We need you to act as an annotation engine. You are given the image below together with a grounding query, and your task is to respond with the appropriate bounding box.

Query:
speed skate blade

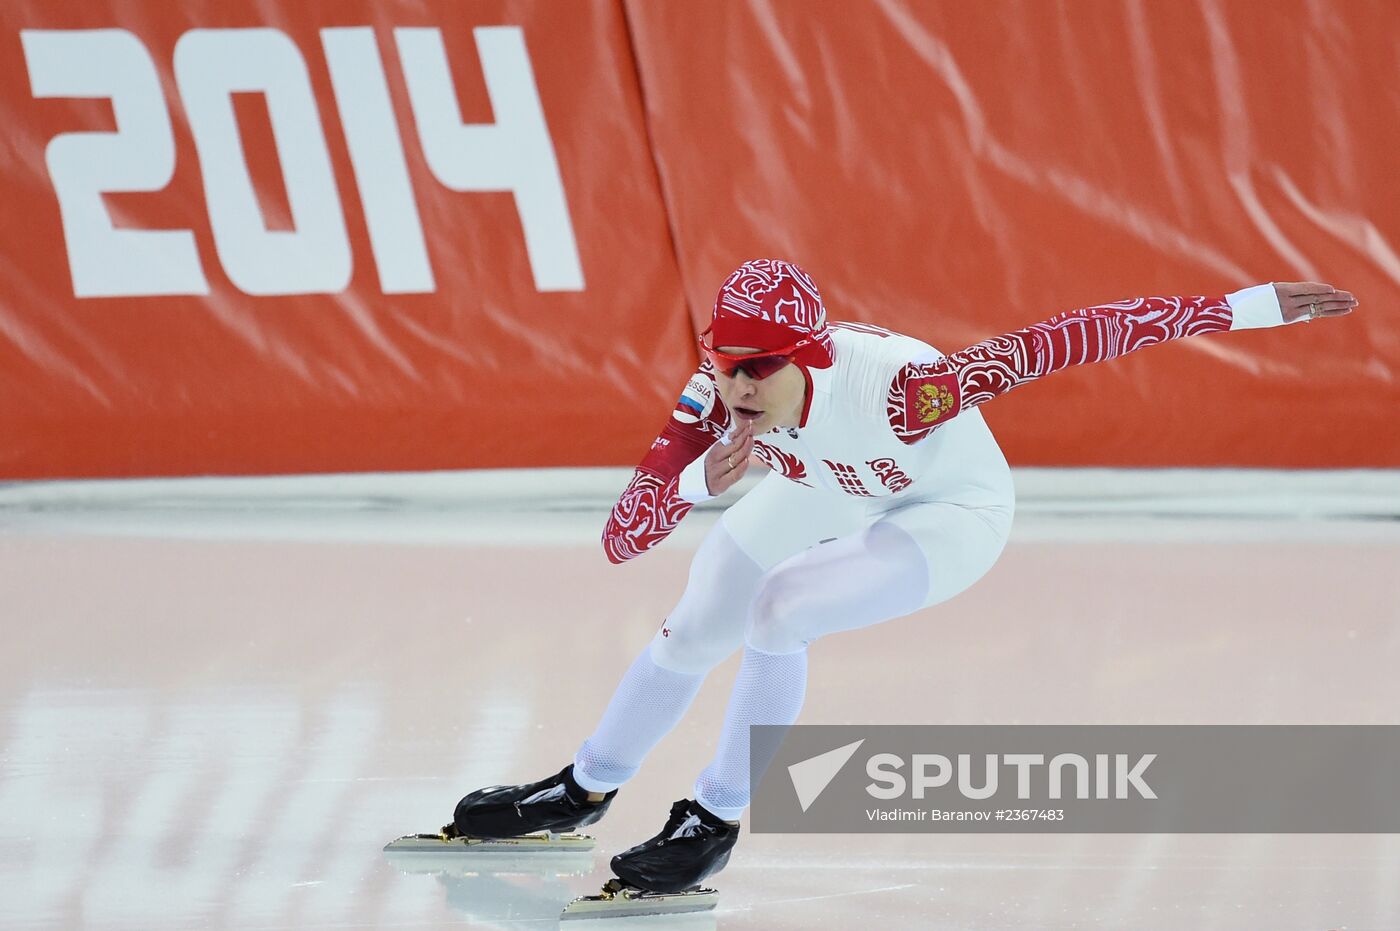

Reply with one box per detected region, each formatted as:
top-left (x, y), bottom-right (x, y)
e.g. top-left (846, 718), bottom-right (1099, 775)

top-left (383, 831), bottom-right (596, 853)
top-left (560, 883), bottom-right (718, 921)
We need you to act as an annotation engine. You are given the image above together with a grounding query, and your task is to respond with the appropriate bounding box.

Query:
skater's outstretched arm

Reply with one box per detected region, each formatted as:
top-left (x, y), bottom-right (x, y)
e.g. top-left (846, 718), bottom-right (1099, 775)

top-left (602, 364), bottom-right (746, 564)
top-left (889, 281), bottom-right (1357, 444)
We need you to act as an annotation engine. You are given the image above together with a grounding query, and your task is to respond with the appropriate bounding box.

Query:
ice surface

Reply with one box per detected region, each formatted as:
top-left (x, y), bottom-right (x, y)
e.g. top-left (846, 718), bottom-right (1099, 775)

top-left (2, 469), bottom-right (1398, 929)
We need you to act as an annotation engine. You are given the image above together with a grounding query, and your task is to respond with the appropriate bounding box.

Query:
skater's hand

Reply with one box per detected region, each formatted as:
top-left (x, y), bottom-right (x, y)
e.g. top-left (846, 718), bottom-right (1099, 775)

top-left (1274, 282), bottom-right (1357, 323)
top-left (705, 420), bottom-right (754, 495)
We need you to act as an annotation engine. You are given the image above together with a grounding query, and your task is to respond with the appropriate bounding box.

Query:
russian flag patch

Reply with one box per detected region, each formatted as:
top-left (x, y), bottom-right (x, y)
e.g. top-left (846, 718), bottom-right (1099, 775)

top-left (672, 373), bottom-right (716, 424)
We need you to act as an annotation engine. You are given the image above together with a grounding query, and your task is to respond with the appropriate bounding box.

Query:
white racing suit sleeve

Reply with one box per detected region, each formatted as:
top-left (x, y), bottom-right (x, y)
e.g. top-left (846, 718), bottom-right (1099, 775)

top-left (677, 453), bottom-right (714, 504)
top-left (1226, 283), bottom-right (1289, 330)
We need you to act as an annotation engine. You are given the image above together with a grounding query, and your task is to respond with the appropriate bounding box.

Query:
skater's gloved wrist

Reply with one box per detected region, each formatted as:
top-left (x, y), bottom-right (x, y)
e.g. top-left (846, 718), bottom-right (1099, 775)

top-left (678, 455), bottom-right (714, 503)
top-left (1226, 283), bottom-right (1285, 330)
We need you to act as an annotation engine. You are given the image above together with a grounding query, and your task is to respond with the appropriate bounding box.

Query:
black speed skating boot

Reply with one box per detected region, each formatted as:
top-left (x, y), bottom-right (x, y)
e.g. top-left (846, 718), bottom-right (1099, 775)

top-left (610, 799), bottom-right (739, 893)
top-left (446, 764), bottom-right (616, 839)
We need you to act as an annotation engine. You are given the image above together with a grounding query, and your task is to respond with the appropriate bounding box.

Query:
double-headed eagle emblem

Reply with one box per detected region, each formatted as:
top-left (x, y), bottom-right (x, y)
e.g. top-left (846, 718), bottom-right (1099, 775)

top-left (914, 383), bottom-right (956, 424)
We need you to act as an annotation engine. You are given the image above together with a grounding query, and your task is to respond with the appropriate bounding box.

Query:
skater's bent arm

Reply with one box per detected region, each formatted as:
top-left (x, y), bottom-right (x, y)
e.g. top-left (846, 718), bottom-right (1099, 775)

top-left (602, 367), bottom-right (734, 564)
top-left (889, 281), bottom-right (1356, 444)
top-left (601, 471), bottom-right (696, 564)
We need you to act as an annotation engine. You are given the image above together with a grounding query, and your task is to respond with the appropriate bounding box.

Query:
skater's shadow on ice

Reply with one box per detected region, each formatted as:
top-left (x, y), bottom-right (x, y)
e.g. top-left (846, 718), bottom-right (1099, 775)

top-left (572, 915), bottom-right (718, 931)
top-left (383, 850), bottom-right (717, 929)
top-left (385, 849), bottom-right (587, 926)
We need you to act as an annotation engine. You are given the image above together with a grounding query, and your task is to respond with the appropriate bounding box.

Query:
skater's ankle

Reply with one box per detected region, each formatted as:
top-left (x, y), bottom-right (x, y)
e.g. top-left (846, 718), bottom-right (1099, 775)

top-left (564, 764), bottom-right (616, 804)
top-left (695, 800), bottom-right (741, 827)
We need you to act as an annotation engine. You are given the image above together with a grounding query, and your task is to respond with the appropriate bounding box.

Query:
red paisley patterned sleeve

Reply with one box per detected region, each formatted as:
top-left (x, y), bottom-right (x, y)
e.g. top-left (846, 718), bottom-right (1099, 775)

top-left (602, 366), bottom-right (730, 564)
top-left (889, 294), bottom-right (1232, 443)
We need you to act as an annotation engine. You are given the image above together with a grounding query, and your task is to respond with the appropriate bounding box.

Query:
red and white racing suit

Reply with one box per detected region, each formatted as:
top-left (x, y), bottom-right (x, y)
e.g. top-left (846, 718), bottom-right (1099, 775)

top-left (606, 286), bottom-right (1286, 606)
top-left (571, 285), bottom-right (1291, 817)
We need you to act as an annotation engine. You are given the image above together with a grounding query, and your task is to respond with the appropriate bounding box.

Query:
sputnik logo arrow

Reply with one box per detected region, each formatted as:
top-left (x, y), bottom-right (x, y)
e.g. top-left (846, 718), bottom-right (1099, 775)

top-left (787, 739), bottom-right (865, 812)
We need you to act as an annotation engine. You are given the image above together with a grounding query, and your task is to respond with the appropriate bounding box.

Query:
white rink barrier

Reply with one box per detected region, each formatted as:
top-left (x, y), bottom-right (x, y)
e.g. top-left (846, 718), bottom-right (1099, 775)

top-left (1, 468), bottom-right (1397, 545)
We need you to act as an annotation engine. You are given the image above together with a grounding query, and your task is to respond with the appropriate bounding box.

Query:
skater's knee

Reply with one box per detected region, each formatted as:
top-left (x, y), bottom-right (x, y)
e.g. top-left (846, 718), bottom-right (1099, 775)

top-left (648, 625), bottom-right (734, 675)
top-left (745, 569), bottom-right (811, 654)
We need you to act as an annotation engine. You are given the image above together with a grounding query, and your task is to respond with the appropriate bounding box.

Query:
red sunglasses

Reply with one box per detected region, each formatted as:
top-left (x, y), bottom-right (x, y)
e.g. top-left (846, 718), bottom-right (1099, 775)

top-left (698, 327), bottom-right (807, 381)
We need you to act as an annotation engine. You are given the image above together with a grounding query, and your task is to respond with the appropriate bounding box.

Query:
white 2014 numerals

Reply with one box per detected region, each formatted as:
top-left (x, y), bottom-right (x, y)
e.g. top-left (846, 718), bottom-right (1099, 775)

top-left (21, 26), bottom-right (584, 298)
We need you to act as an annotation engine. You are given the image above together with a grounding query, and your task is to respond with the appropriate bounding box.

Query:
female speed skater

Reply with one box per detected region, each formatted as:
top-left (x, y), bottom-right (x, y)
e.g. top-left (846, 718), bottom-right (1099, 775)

top-left (444, 259), bottom-right (1356, 906)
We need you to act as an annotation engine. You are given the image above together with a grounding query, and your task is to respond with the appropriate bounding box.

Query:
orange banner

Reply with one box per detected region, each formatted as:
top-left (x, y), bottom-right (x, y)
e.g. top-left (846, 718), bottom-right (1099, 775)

top-left (2, 1), bottom-right (1396, 477)
top-left (628, 0), bottom-right (1399, 467)
top-left (0, 1), bottom-right (693, 477)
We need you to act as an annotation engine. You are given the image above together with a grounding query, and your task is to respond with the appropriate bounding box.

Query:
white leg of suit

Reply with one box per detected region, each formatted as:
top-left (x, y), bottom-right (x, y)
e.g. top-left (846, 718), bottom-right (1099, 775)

top-left (575, 470), bottom-right (1013, 809)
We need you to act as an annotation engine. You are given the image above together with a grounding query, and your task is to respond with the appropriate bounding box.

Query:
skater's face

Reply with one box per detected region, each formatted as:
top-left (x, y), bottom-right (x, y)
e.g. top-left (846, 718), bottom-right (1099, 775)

top-left (713, 345), bottom-right (808, 433)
